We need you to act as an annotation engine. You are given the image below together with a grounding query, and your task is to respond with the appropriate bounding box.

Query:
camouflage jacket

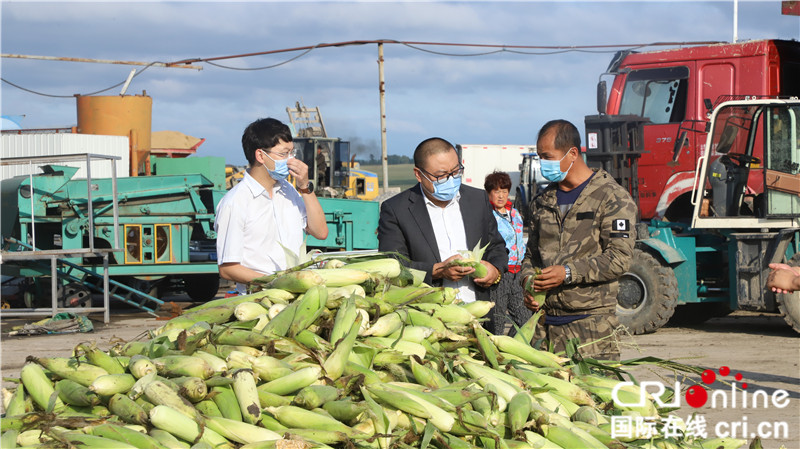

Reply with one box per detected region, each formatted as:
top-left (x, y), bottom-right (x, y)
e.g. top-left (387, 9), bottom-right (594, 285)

top-left (520, 168), bottom-right (637, 315)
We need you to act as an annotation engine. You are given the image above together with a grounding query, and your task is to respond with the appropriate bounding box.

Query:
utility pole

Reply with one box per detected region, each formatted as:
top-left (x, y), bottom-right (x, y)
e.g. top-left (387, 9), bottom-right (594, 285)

top-left (733, 0), bottom-right (739, 43)
top-left (378, 43), bottom-right (389, 192)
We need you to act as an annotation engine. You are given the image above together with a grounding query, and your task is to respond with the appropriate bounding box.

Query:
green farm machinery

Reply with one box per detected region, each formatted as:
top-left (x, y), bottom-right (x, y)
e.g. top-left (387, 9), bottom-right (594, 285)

top-left (1, 154), bottom-right (227, 318)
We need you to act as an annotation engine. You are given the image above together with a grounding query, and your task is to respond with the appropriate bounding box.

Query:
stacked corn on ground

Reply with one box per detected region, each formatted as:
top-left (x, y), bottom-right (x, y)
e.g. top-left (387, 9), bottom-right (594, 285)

top-left (2, 257), bottom-right (750, 449)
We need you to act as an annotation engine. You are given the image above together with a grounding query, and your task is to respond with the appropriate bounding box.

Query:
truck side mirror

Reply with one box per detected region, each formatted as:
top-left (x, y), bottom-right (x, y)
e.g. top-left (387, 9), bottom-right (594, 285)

top-left (597, 81), bottom-right (607, 115)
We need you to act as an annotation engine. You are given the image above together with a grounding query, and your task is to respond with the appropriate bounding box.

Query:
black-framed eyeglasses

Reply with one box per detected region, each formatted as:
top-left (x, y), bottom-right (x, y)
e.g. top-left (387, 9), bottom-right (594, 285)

top-left (260, 147), bottom-right (297, 160)
top-left (416, 164), bottom-right (464, 183)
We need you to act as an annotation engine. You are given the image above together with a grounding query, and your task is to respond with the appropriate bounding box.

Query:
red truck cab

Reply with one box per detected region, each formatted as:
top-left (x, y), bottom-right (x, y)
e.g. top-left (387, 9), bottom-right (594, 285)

top-left (585, 40), bottom-right (800, 222)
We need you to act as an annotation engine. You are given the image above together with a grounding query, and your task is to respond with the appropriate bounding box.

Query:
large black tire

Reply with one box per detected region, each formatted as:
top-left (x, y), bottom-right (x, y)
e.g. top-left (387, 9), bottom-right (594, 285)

top-left (616, 248), bottom-right (679, 334)
top-left (777, 253), bottom-right (800, 333)
top-left (183, 274), bottom-right (221, 303)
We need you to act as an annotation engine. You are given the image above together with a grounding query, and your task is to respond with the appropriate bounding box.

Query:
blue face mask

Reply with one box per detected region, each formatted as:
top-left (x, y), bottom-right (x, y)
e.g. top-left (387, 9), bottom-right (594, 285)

top-left (421, 172), bottom-right (461, 202)
top-left (540, 150), bottom-right (574, 183)
top-left (263, 151), bottom-right (290, 181)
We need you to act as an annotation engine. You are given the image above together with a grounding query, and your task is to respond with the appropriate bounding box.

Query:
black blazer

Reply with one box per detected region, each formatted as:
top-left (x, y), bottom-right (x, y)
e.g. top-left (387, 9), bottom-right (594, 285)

top-left (377, 184), bottom-right (508, 301)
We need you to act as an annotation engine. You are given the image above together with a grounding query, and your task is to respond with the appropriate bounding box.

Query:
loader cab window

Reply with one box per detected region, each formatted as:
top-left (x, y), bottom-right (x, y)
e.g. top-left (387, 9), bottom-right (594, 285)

top-left (764, 105), bottom-right (800, 217)
top-left (618, 67), bottom-right (689, 124)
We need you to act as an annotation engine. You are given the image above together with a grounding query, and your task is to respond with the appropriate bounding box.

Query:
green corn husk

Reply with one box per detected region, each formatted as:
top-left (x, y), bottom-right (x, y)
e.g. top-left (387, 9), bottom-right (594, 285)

top-left (448, 241), bottom-right (490, 278)
top-left (6, 257), bottom-right (735, 449)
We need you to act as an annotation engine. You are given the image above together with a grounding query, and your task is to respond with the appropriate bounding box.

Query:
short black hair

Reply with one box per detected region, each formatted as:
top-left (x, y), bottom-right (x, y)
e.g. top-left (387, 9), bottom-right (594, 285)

top-left (241, 118), bottom-right (293, 165)
top-left (413, 137), bottom-right (456, 170)
top-left (536, 119), bottom-right (581, 153)
top-left (484, 171), bottom-right (512, 192)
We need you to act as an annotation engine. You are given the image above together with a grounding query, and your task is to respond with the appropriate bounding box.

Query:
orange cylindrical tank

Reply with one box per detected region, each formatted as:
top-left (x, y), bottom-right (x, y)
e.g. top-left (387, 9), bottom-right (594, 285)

top-left (76, 93), bottom-right (152, 176)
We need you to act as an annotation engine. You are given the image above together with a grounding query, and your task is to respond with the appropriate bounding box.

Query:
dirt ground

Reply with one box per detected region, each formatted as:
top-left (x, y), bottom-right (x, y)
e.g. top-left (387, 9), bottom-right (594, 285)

top-left (1, 305), bottom-right (798, 449)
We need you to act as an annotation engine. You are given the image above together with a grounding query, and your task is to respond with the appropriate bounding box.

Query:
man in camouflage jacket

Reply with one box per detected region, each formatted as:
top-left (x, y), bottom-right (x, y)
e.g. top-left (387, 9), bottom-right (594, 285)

top-left (521, 120), bottom-right (637, 360)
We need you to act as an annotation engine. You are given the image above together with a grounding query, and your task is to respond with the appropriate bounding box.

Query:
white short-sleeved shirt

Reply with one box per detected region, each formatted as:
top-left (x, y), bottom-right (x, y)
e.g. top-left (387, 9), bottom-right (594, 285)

top-left (215, 171), bottom-right (307, 293)
top-left (423, 191), bottom-right (476, 303)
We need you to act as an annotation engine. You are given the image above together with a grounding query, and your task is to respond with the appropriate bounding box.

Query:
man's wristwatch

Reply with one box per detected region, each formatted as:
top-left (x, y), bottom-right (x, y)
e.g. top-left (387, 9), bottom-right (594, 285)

top-left (297, 181), bottom-right (314, 194)
top-left (563, 265), bottom-right (572, 284)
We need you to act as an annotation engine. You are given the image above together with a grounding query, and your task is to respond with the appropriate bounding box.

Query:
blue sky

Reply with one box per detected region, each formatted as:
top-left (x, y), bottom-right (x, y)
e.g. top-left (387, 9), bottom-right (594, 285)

top-left (2, 1), bottom-right (798, 165)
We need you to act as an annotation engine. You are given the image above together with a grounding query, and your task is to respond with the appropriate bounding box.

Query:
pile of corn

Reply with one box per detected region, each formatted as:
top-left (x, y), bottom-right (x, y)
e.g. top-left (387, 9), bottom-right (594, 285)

top-left (2, 258), bottom-right (750, 449)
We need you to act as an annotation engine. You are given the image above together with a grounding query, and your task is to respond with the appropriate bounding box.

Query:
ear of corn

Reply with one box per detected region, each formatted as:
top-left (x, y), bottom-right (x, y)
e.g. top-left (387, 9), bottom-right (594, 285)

top-left (265, 405), bottom-right (354, 435)
top-left (258, 365), bottom-right (321, 396)
top-left (310, 268), bottom-right (371, 287)
top-left (268, 270), bottom-right (324, 292)
top-left (204, 415), bottom-right (281, 444)
top-left (149, 429), bottom-right (191, 449)
top-left (28, 356), bottom-right (109, 387)
top-left (343, 258), bottom-right (402, 278)
top-left (448, 241), bottom-right (490, 278)
top-left (5, 258), bottom-right (732, 449)
top-left (232, 369), bottom-right (261, 425)
top-left (89, 373), bottom-right (136, 396)
top-left (489, 335), bottom-right (568, 368)
top-left (151, 356), bottom-right (214, 380)
top-left (55, 379), bottom-right (100, 407)
top-left (20, 362), bottom-right (65, 412)
top-left (85, 422), bottom-right (168, 449)
top-left (109, 393), bottom-right (149, 425)
top-left (322, 313), bottom-right (362, 380)
top-left (149, 405), bottom-right (232, 449)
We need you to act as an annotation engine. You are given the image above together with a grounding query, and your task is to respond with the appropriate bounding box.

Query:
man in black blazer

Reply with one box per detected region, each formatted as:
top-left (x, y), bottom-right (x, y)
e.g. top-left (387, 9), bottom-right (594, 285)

top-left (378, 137), bottom-right (508, 304)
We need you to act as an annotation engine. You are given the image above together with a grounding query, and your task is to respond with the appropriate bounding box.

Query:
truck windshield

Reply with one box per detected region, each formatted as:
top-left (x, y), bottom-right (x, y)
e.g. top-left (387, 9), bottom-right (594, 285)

top-left (619, 67), bottom-right (689, 124)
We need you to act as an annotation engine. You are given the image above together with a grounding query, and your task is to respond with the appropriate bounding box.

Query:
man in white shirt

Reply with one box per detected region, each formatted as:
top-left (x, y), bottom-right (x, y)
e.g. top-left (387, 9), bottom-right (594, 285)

top-left (377, 137), bottom-right (507, 306)
top-left (215, 118), bottom-right (328, 293)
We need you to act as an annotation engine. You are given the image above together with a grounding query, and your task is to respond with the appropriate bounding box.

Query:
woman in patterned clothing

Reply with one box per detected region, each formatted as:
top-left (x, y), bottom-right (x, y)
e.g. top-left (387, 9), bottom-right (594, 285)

top-left (484, 171), bottom-right (532, 335)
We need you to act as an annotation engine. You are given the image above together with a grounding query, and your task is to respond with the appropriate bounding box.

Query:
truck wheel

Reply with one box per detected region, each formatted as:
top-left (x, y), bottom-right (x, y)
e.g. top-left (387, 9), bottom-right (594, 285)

top-left (777, 254), bottom-right (800, 333)
top-left (616, 249), bottom-right (679, 334)
top-left (183, 274), bottom-right (221, 303)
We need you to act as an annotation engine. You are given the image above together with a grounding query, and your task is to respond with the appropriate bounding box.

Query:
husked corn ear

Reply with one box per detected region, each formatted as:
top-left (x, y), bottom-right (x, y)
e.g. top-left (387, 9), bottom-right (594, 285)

top-left (28, 355), bottom-right (108, 387)
top-left (149, 405), bottom-right (232, 449)
top-left (265, 405), bottom-right (354, 435)
top-left (152, 355), bottom-right (214, 379)
top-left (20, 362), bottom-right (65, 412)
top-left (343, 258), bottom-right (402, 278)
top-left (234, 302), bottom-right (269, 322)
top-left (268, 270), bottom-right (323, 293)
top-left (108, 393), bottom-right (148, 425)
top-left (55, 379), bottom-right (100, 407)
top-left (205, 415), bottom-right (281, 444)
top-left (310, 268), bottom-right (371, 287)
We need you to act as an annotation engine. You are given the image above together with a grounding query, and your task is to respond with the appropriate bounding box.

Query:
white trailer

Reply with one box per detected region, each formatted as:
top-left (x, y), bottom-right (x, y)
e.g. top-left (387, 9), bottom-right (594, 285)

top-left (456, 144), bottom-right (534, 196)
